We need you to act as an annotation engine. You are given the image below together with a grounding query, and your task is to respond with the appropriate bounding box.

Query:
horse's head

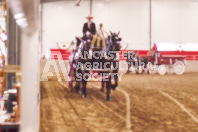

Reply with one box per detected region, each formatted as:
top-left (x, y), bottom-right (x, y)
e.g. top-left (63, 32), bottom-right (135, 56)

top-left (82, 32), bottom-right (92, 41)
top-left (81, 32), bottom-right (92, 51)
top-left (109, 31), bottom-right (122, 51)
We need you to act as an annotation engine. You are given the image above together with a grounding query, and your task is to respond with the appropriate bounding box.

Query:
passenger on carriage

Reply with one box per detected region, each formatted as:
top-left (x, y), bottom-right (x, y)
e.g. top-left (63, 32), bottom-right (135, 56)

top-left (96, 23), bottom-right (108, 50)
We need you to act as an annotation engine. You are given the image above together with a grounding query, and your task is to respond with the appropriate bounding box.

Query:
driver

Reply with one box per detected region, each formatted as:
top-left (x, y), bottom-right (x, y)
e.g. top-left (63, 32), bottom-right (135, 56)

top-left (83, 15), bottom-right (96, 35)
top-left (82, 15), bottom-right (98, 47)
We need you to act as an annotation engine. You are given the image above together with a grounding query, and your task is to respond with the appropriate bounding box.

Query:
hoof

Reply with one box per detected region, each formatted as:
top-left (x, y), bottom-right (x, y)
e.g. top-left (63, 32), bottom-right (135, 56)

top-left (76, 90), bottom-right (79, 94)
top-left (111, 85), bottom-right (117, 90)
top-left (75, 89), bottom-right (80, 94)
top-left (68, 87), bottom-right (72, 92)
top-left (105, 96), bottom-right (111, 101)
top-left (77, 91), bottom-right (82, 95)
top-left (126, 70), bottom-right (130, 74)
top-left (100, 89), bottom-right (104, 92)
top-left (82, 94), bottom-right (87, 98)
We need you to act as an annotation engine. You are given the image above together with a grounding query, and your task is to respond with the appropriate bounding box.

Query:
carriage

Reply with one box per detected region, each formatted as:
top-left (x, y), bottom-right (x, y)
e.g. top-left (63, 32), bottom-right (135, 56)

top-left (125, 44), bottom-right (186, 75)
top-left (67, 32), bottom-right (122, 101)
top-left (137, 43), bottom-right (186, 75)
top-left (146, 48), bottom-right (186, 75)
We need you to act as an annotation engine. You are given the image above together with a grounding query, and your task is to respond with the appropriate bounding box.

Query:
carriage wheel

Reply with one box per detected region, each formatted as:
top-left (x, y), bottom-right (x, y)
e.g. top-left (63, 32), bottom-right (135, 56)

top-left (147, 63), bottom-right (156, 74)
top-left (158, 65), bottom-right (166, 75)
top-left (174, 61), bottom-right (185, 75)
top-left (166, 65), bottom-right (174, 74)
top-left (137, 66), bottom-right (144, 74)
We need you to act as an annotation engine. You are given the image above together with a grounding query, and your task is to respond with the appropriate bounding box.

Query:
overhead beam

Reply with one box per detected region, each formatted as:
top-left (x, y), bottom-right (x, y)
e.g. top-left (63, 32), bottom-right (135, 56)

top-left (149, 0), bottom-right (152, 49)
top-left (90, 0), bottom-right (92, 14)
top-left (40, 0), bottom-right (91, 4)
top-left (40, 0), bottom-right (65, 3)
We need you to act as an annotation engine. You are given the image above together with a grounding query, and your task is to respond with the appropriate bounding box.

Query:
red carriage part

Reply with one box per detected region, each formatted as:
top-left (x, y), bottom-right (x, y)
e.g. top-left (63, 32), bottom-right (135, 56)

top-left (51, 49), bottom-right (198, 61)
top-left (51, 42), bottom-right (198, 61)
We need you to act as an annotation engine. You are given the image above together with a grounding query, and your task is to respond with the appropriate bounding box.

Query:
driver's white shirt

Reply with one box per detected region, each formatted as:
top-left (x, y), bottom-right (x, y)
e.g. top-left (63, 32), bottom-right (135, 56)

top-left (88, 22), bottom-right (91, 29)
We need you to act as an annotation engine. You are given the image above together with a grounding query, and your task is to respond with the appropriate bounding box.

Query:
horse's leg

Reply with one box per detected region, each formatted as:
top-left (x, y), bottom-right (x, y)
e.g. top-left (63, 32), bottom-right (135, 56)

top-left (74, 68), bottom-right (80, 93)
top-left (112, 72), bottom-right (118, 90)
top-left (82, 72), bottom-right (88, 98)
top-left (141, 60), bottom-right (147, 74)
top-left (75, 81), bottom-right (80, 94)
top-left (142, 64), bottom-right (145, 74)
top-left (126, 61), bottom-right (130, 73)
top-left (101, 56), bottom-right (106, 92)
top-left (82, 80), bottom-right (87, 98)
top-left (144, 60), bottom-right (148, 74)
top-left (101, 80), bottom-right (105, 92)
top-left (136, 63), bottom-right (139, 75)
top-left (105, 76), bottom-right (111, 101)
top-left (112, 61), bottom-right (119, 90)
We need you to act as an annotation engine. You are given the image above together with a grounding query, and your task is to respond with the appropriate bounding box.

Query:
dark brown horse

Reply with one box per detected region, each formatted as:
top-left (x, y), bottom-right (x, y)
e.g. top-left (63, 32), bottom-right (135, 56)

top-left (68, 32), bottom-right (122, 101)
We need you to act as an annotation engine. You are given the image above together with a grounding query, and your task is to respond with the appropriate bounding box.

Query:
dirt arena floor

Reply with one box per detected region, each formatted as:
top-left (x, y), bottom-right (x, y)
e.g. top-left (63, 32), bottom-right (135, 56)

top-left (40, 72), bottom-right (198, 132)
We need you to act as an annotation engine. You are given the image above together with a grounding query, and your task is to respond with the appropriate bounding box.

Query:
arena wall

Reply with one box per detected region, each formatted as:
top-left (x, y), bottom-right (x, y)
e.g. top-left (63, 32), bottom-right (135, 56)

top-left (41, 0), bottom-right (150, 57)
top-left (152, 0), bottom-right (198, 44)
top-left (41, 0), bottom-right (198, 58)
top-left (41, 0), bottom-right (198, 73)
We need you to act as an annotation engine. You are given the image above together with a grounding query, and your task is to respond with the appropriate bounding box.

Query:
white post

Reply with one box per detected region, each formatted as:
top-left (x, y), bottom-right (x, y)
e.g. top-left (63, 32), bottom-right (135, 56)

top-left (20, 28), bottom-right (40, 132)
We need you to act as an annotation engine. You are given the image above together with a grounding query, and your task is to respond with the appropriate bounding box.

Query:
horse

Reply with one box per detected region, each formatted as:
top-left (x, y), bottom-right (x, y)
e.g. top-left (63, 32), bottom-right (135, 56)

top-left (125, 51), bottom-right (148, 74)
top-left (69, 31), bottom-right (122, 101)
top-left (101, 32), bottom-right (122, 93)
